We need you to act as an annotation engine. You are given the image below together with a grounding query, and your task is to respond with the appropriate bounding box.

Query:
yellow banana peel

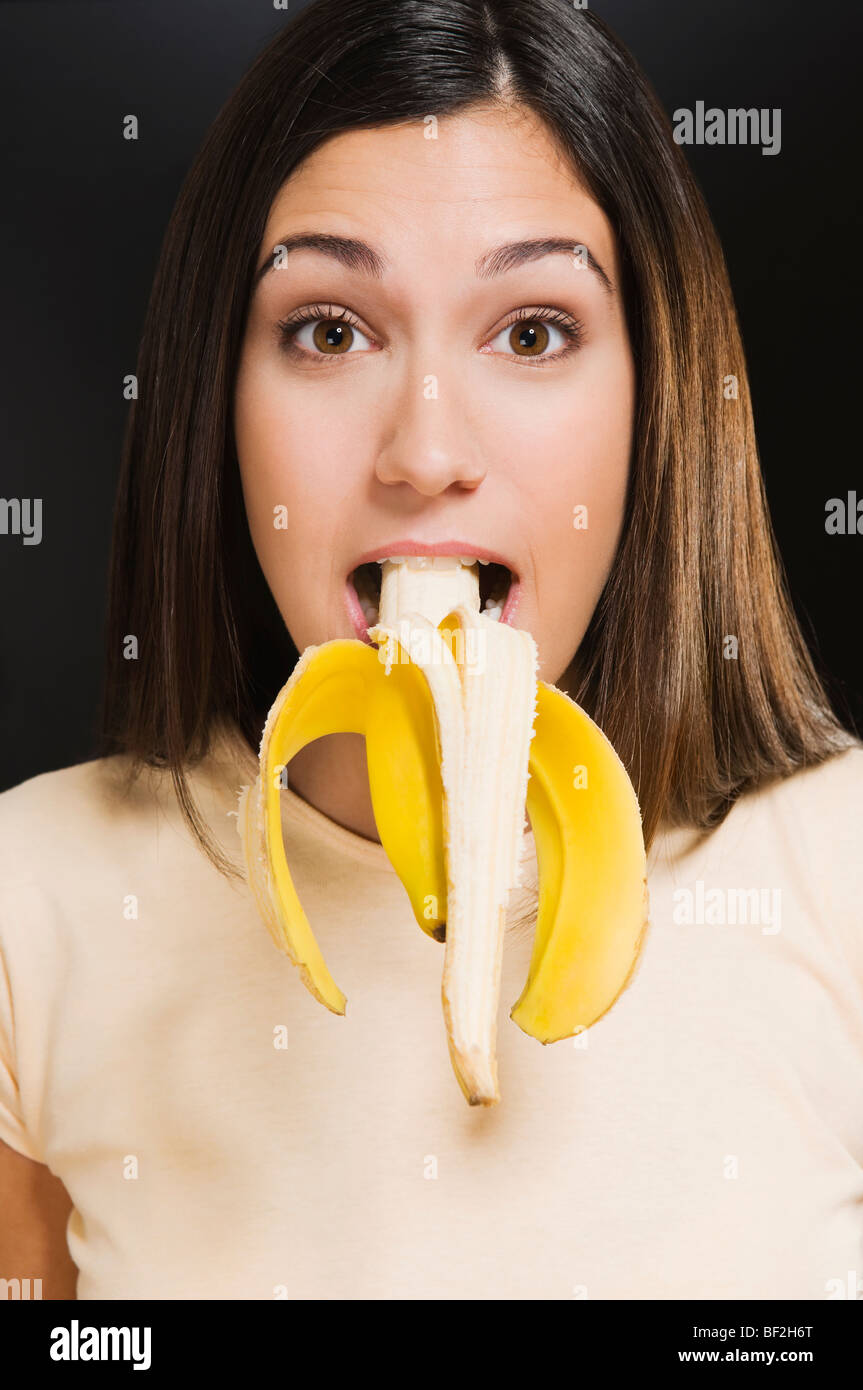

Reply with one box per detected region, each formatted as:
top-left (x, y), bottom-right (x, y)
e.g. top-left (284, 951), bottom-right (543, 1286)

top-left (237, 557), bottom-right (648, 1106)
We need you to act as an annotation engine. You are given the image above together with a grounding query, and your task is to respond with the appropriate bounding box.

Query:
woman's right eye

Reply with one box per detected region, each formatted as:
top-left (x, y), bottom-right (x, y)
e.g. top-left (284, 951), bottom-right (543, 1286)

top-left (277, 306), bottom-right (374, 359)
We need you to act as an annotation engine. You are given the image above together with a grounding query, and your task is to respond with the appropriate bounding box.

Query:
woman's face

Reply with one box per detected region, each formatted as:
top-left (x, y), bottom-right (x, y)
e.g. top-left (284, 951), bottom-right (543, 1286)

top-left (234, 103), bottom-right (635, 687)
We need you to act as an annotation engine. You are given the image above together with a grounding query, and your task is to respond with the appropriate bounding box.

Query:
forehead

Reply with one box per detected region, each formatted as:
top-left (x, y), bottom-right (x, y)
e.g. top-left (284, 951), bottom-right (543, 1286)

top-left (258, 106), bottom-right (619, 284)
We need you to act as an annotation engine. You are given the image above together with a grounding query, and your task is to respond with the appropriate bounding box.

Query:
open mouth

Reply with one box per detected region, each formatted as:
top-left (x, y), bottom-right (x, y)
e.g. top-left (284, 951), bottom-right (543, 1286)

top-left (349, 557), bottom-right (516, 629)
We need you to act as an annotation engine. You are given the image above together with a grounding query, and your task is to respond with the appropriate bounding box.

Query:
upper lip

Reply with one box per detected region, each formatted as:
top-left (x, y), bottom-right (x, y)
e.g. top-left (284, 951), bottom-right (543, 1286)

top-left (347, 538), bottom-right (519, 579)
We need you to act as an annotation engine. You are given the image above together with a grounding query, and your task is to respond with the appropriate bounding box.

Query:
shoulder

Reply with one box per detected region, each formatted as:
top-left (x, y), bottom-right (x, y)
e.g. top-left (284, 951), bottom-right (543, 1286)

top-left (770, 741), bottom-right (863, 886)
top-left (0, 731), bottom-right (251, 902)
top-left (661, 743), bottom-right (863, 854)
top-left (0, 755), bottom-right (123, 824)
top-left (0, 752), bottom-right (231, 925)
top-left (656, 742), bottom-right (863, 922)
top-left (0, 757), bottom-right (160, 885)
top-left (751, 743), bottom-right (863, 846)
top-left (711, 742), bottom-right (863, 867)
top-left (726, 743), bottom-right (863, 971)
top-left (779, 741), bottom-right (863, 801)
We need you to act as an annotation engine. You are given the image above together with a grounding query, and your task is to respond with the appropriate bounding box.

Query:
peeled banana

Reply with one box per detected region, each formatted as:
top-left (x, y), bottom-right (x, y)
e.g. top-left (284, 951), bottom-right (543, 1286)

top-left (237, 556), bottom-right (648, 1106)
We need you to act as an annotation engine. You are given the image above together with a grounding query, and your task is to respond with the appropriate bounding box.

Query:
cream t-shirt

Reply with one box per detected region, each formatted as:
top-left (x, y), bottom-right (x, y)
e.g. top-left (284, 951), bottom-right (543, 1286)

top-left (1, 728), bottom-right (862, 1301)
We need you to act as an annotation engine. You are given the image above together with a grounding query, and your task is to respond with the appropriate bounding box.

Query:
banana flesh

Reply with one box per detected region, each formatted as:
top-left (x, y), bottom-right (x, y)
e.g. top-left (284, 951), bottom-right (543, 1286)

top-left (237, 557), bottom-right (649, 1107)
top-left (377, 554), bottom-right (480, 628)
top-left (369, 558), bottom-right (537, 1105)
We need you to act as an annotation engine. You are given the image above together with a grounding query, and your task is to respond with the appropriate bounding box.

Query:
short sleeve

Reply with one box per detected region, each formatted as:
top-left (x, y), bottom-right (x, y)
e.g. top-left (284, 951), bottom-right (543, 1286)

top-left (0, 938), bottom-right (42, 1161)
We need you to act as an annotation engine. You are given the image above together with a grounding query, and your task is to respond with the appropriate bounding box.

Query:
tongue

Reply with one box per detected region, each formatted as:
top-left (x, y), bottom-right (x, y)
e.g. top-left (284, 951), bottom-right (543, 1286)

top-left (378, 557), bottom-right (480, 628)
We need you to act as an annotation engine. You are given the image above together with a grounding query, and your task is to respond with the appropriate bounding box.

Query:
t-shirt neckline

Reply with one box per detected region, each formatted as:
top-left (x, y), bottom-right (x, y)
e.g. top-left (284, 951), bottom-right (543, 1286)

top-left (279, 782), bottom-right (395, 868)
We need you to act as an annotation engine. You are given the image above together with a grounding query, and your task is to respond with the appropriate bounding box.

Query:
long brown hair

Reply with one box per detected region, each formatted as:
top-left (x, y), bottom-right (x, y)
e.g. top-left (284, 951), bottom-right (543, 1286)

top-left (99, 0), bottom-right (858, 879)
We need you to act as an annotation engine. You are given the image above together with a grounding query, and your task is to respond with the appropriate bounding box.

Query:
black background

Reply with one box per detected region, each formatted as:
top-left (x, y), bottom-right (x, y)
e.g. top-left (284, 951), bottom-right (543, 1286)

top-left (1, 0), bottom-right (860, 791)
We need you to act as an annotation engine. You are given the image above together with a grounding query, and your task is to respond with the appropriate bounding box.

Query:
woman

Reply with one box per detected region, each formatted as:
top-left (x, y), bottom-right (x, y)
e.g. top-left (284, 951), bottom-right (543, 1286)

top-left (1, 0), bottom-right (860, 1300)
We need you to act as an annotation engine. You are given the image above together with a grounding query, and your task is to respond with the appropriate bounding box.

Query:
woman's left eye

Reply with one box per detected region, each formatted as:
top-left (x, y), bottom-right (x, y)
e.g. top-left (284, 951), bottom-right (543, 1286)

top-left (487, 309), bottom-right (584, 363)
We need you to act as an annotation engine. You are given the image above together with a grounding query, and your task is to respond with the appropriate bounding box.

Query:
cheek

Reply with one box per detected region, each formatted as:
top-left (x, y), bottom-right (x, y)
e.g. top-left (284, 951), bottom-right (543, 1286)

top-left (233, 355), bottom-right (345, 560)
top-left (234, 359), bottom-right (290, 540)
top-left (551, 337), bottom-right (632, 485)
top-left (233, 347), bottom-right (371, 649)
top-left (233, 360), bottom-right (313, 641)
top-left (506, 347), bottom-right (633, 572)
top-left (509, 346), bottom-right (633, 674)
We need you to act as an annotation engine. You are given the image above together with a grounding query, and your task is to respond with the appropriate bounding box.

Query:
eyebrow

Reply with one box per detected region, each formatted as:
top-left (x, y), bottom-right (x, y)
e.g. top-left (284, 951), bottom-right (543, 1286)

top-left (253, 233), bottom-right (614, 296)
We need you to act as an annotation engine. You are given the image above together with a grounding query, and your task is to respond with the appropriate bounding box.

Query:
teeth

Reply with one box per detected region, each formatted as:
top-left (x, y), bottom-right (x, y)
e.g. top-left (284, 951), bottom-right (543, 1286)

top-left (372, 554), bottom-right (494, 568)
top-left (359, 554), bottom-right (509, 626)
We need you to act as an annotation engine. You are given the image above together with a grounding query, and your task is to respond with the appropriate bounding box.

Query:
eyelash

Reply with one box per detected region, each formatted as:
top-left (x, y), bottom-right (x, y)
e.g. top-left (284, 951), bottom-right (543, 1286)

top-left (275, 302), bottom-right (585, 367)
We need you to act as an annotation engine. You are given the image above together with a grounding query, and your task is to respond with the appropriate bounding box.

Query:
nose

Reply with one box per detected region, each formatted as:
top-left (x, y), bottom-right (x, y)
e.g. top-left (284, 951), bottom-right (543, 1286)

top-left (375, 371), bottom-right (488, 496)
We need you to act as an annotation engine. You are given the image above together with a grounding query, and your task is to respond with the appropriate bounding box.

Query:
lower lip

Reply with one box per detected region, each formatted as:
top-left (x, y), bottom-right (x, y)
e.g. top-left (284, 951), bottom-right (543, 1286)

top-left (345, 580), bottom-right (376, 645)
top-left (344, 571), bottom-right (522, 642)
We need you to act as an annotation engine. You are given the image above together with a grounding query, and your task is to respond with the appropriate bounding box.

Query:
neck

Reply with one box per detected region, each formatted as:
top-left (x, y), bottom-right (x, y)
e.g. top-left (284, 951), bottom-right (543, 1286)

top-left (286, 733), bottom-right (381, 843)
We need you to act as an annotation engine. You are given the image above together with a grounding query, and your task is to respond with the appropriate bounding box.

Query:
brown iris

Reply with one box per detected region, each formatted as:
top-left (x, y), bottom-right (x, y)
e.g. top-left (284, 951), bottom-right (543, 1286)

top-left (312, 320), bottom-right (354, 354)
top-left (509, 320), bottom-right (549, 356)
